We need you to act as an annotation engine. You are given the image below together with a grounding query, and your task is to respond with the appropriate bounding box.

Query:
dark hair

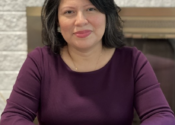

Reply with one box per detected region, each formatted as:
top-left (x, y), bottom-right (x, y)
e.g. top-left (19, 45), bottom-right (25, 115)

top-left (41, 0), bottom-right (125, 54)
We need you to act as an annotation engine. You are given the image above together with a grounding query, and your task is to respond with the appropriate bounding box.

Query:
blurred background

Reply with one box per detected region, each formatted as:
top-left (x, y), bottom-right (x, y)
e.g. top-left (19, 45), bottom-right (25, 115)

top-left (0, 0), bottom-right (175, 125)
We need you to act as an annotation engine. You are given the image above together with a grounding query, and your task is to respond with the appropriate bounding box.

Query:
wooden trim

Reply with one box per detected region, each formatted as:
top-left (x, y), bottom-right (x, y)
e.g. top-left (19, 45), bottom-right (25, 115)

top-left (26, 7), bottom-right (42, 16)
top-left (119, 7), bottom-right (175, 17)
top-left (27, 7), bottom-right (175, 17)
top-left (123, 28), bottom-right (175, 33)
top-left (124, 33), bottom-right (175, 39)
top-left (122, 17), bottom-right (175, 20)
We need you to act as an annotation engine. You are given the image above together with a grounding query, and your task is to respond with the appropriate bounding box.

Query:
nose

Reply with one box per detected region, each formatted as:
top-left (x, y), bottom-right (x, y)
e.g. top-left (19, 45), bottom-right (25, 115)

top-left (74, 12), bottom-right (88, 27)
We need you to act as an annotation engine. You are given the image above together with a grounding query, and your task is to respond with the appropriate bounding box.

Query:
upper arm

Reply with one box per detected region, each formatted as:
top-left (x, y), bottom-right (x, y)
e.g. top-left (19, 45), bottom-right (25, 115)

top-left (0, 48), bottom-right (43, 125)
top-left (133, 48), bottom-right (175, 124)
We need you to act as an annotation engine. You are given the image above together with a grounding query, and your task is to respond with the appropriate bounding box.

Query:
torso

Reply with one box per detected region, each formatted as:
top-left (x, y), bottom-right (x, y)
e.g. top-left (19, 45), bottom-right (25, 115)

top-left (38, 46), bottom-right (135, 125)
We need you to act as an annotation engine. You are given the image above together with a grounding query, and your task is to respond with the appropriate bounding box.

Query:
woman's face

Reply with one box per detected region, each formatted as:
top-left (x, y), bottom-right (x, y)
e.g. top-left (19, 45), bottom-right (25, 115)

top-left (58, 0), bottom-right (106, 50)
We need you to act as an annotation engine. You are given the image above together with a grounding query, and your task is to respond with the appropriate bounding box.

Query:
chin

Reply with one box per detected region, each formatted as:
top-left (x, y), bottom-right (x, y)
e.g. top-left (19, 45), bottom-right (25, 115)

top-left (74, 45), bottom-right (93, 51)
top-left (73, 40), bottom-right (96, 49)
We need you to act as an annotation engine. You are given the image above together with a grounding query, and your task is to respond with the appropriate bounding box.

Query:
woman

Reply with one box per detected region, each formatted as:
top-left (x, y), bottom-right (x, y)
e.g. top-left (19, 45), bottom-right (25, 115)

top-left (0, 0), bottom-right (175, 124)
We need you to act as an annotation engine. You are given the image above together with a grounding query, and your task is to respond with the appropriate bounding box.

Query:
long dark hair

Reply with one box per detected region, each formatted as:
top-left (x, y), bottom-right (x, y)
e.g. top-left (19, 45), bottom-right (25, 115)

top-left (41, 0), bottom-right (125, 54)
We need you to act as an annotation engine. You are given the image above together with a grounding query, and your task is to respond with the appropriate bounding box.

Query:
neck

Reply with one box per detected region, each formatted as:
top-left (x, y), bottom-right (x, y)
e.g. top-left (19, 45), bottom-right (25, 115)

top-left (66, 45), bottom-right (104, 72)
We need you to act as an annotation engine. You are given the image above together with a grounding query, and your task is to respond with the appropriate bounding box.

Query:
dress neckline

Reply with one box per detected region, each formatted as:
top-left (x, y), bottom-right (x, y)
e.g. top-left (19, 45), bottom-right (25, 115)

top-left (58, 48), bottom-right (117, 74)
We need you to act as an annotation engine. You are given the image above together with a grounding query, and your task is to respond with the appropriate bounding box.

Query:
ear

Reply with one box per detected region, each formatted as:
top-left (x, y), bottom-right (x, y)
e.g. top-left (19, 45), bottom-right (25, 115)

top-left (57, 27), bottom-right (61, 33)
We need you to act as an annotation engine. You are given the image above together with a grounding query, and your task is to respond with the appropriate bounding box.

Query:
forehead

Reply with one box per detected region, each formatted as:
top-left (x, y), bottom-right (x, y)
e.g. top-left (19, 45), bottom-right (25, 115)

top-left (59, 0), bottom-right (93, 8)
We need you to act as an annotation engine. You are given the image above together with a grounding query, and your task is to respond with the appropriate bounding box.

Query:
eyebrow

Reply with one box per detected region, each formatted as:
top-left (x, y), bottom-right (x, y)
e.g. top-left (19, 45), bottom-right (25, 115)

top-left (60, 6), bottom-right (75, 11)
top-left (60, 4), bottom-right (94, 10)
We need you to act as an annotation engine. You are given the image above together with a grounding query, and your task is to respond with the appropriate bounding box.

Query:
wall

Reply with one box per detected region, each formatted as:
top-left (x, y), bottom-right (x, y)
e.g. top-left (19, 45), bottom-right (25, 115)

top-left (0, 0), bottom-right (175, 116)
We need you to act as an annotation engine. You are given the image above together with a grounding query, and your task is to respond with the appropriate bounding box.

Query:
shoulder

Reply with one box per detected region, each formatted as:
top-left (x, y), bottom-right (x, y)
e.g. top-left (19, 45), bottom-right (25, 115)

top-left (114, 46), bottom-right (149, 72)
top-left (23, 46), bottom-right (57, 78)
top-left (28, 46), bottom-right (53, 59)
top-left (26, 46), bottom-right (57, 70)
top-left (117, 46), bottom-right (140, 54)
top-left (27, 46), bottom-right (58, 64)
top-left (117, 46), bottom-right (153, 76)
top-left (116, 46), bottom-right (144, 61)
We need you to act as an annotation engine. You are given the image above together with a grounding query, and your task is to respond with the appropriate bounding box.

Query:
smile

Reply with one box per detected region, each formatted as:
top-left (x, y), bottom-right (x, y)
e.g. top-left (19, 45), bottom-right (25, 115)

top-left (74, 30), bottom-right (92, 38)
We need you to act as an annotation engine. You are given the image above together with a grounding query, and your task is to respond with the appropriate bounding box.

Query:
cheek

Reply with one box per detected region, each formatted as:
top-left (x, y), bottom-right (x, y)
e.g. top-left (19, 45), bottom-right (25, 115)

top-left (58, 20), bottom-right (72, 44)
top-left (89, 15), bottom-right (106, 30)
top-left (59, 20), bottom-right (73, 42)
top-left (60, 21), bottom-right (71, 32)
top-left (59, 17), bottom-right (73, 33)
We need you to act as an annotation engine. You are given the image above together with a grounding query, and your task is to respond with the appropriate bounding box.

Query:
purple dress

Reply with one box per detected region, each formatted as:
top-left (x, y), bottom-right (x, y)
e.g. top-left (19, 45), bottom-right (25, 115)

top-left (0, 46), bottom-right (175, 125)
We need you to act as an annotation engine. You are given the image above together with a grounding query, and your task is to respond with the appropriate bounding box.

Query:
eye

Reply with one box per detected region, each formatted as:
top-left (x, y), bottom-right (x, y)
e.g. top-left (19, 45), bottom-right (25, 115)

top-left (64, 10), bottom-right (74, 14)
top-left (87, 8), bottom-right (96, 11)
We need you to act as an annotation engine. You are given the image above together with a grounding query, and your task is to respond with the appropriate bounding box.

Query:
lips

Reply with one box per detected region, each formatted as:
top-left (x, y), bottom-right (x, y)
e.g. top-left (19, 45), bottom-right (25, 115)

top-left (74, 30), bottom-right (91, 38)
